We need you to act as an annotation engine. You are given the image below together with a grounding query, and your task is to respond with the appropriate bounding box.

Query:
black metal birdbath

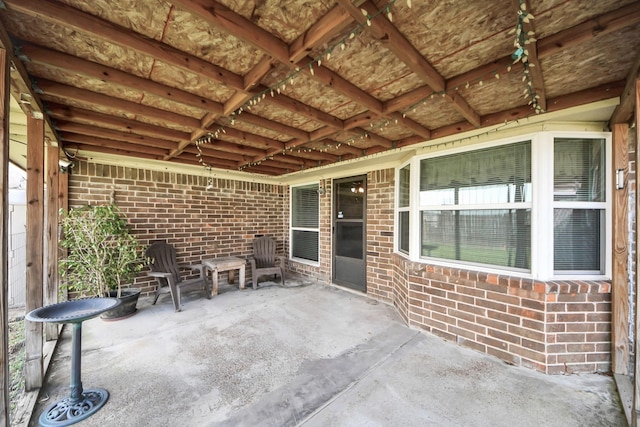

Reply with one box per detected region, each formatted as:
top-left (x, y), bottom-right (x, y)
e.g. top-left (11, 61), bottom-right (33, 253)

top-left (26, 298), bottom-right (121, 427)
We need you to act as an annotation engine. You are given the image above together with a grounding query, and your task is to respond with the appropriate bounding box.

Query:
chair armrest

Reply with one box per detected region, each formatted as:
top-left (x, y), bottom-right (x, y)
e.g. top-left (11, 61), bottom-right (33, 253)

top-left (146, 271), bottom-right (171, 279)
top-left (189, 263), bottom-right (206, 278)
top-left (248, 257), bottom-right (257, 270)
top-left (275, 255), bottom-right (286, 268)
top-left (146, 271), bottom-right (177, 287)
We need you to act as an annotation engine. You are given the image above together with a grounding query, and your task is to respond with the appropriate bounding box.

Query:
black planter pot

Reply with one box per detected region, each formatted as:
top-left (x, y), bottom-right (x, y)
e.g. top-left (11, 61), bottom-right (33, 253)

top-left (101, 289), bottom-right (141, 321)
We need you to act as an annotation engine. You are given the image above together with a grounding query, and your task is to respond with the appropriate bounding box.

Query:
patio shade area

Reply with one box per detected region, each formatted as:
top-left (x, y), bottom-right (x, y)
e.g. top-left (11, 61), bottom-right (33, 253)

top-left (1, 1), bottom-right (639, 175)
top-left (27, 281), bottom-right (625, 427)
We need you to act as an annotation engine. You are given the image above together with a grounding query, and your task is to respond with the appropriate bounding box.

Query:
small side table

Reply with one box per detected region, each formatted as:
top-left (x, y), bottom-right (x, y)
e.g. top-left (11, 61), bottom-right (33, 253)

top-left (203, 257), bottom-right (247, 296)
top-left (26, 298), bottom-right (121, 427)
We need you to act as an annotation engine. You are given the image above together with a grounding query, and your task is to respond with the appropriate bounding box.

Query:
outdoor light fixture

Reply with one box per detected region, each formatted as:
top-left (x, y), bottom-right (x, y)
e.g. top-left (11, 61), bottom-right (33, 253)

top-left (350, 183), bottom-right (365, 194)
top-left (616, 169), bottom-right (625, 190)
top-left (59, 158), bottom-right (72, 168)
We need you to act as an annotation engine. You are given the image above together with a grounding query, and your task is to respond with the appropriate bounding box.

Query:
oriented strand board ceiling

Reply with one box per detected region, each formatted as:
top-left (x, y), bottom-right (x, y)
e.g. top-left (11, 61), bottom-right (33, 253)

top-left (1, 0), bottom-right (639, 176)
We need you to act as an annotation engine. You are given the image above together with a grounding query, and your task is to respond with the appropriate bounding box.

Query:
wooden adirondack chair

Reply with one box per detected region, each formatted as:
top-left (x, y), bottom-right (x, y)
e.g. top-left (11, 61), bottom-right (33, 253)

top-left (248, 236), bottom-right (285, 288)
top-left (145, 241), bottom-right (210, 312)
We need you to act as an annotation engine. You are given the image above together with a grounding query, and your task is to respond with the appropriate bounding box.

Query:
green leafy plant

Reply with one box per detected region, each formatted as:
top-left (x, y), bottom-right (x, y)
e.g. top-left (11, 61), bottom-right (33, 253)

top-left (59, 204), bottom-right (144, 298)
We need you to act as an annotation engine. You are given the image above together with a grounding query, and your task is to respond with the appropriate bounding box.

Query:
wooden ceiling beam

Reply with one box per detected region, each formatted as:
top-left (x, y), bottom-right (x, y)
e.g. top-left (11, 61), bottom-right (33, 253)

top-left (4, 0), bottom-right (244, 89)
top-left (175, 152), bottom-right (240, 170)
top-left (339, 0), bottom-right (480, 127)
top-left (319, 140), bottom-right (363, 156)
top-left (0, 20), bottom-right (57, 143)
top-left (192, 140), bottom-right (266, 157)
top-left (351, 128), bottom-right (393, 149)
top-left (609, 49), bottom-right (640, 125)
top-left (538, 2), bottom-right (640, 60)
top-left (383, 86), bottom-right (434, 114)
top-left (288, 3), bottom-right (362, 63)
top-left (170, 0), bottom-right (290, 63)
top-left (19, 42), bottom-right (222, 114)
top-left (222, 57), bottom-right (277, 120)
top-left (181, 146), bottom-right (252, 163)
top-left (59, 133), bottom-right (170, 157)
top-left (55, 121), bottom-right (178, 150)
top-left (37, 80), bottom-right (201, 128)
top-left (234, 112), bottom-right (310, 141)
top-left (388, 112), bottom-right (431, 139)
top-left (174, 0), bottom-right (383, 115)
top-left (220, 127), bottom-right (285, 151)
top-left (266, 91), bottom-right (344, 129)
top-left (46, 104), bottom-right (190, 142)
top-left (294, 56), bottom-right (383, 115)
top-left (259, 159), bottom-right (306, 171)
top-left (63, 142), bottom-right (163, 160)
top-left (263, 154), bottom-right (318, 168)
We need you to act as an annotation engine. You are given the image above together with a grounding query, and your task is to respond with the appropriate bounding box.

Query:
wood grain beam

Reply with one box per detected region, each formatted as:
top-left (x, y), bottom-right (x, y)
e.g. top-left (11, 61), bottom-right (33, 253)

top-left (55, 122), bottom-right (178, 150)
top-left (339, 0), bottom-right (480, 127)
top-left (612, 122), bottom-right (629, 375)
top-left (538, 2), bottom-right (640, 60)
top-left (192, 140), bottom-right (266, 157)
top-left (64, 142), bottom-right (164, 161)
top-left (174, 0), bottom-right (383, 115)
top-left (4, 0), bottom-right (244, 88)
top-left (610, 51), bottom-right (640, 125)
top-left (221, 127), bottom-right (285, 151)
top-left (289, 3), bottom-right (361, 63)
top-left (20, 42), bottom-right (222, 114)
top-left (0, 47), bottom-right (10, 426)
top-left (0, 21), bottom-right (57, 143)
top-left (171, 0), bottom-right (290, 63)
top-left (37, 80), bottom-right (201, 128)
top-left (383, 86), bottom-right (434, 114)
top-left (46, 104), bottom-right (190, 142)
top-left (233, 112), bottom-right (310, 141)
top-left (25, 114), bottom-right (44, 391)
top-left (59, 133), bottom-right (170, 157)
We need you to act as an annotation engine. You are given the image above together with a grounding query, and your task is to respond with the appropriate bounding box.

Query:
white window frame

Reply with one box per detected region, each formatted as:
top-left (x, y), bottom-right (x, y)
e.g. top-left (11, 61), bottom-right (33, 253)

top-left (395, 162), bottom-right (411, 255)
top-left (290, 182), bottom-right (320, 266)
top-left (396, 131), bottom-right (612, 281)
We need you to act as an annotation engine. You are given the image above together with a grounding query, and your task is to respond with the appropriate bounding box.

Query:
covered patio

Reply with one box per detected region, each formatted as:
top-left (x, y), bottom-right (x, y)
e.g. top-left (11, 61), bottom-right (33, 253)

top-left (0, 0), bottom-right (638, 426)
top-left (25, 281), bottom-right (625, 426)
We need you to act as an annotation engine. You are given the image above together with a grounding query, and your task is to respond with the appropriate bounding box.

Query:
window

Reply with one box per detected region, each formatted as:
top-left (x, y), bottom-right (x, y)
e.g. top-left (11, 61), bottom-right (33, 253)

top-left (291, 183), bottom-right (319, 262)
top-left (419, 141), bottom-right (532, 271)
top-left (398, 164), bottom-right (410, 253)
top-left (396, 131), bottom-right (611, 280)
top-left (553, 137), bottom-right (606, 274)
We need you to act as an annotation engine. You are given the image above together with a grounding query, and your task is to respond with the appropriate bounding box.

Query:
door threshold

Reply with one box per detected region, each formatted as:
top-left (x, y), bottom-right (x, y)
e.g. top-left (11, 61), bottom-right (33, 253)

top-left (329, 282), bottom-right (367, 296)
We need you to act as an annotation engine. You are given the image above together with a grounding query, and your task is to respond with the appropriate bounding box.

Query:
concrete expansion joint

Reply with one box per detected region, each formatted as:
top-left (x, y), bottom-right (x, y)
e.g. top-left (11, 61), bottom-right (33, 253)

top-left (298, 330), bottom-right (421, 426)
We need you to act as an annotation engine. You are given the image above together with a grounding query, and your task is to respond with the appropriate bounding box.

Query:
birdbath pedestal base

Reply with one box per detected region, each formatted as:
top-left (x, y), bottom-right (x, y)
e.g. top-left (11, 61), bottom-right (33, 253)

top-left (26, 298), bottom-right (121, 427)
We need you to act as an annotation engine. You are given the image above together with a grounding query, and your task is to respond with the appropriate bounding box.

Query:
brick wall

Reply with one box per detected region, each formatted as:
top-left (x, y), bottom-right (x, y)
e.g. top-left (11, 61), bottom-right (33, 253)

top-left (366, 169), bottom-right (395, 303)
top-left (393, 255), bottom-right (612, 374)
top-left (70, 160), bottom-right (614, 374)
top-left (68, 161), bottom-right (287, 294)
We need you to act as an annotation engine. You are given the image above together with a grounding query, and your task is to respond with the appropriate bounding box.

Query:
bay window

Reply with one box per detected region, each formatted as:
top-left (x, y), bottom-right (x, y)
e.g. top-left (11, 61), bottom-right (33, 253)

top-left (397, 132), bottom-right (610, 280)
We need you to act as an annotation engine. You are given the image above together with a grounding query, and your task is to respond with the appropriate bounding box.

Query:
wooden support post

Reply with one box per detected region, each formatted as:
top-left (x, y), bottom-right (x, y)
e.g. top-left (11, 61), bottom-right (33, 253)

top-left (612, 122), bottom-right (630, 375)
top-left (58, 164), bottom-right (68, 301)
top-left (45, 145), bottom-right (59, 340)
top-left (0, 48), bottom-right (11, 427)
top-left (24, 115), bottom-right (44, 391)
top-left (633, 78), bottom-right (640, 427)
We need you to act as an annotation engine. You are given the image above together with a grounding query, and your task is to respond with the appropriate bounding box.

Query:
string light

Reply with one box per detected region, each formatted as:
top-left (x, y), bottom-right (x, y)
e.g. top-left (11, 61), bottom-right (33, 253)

top-left (196, 0), bottom-right (542, 172)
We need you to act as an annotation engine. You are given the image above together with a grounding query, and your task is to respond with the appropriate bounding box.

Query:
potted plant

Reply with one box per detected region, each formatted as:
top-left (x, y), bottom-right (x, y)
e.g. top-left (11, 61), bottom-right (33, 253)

top-left (59, 203), bottom-right (145, 320)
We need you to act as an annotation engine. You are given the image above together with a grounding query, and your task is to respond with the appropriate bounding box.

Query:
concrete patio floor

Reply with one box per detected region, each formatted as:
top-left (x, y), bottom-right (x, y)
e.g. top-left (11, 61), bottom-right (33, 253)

top-left (29, 277), bottom-right (625, 426)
